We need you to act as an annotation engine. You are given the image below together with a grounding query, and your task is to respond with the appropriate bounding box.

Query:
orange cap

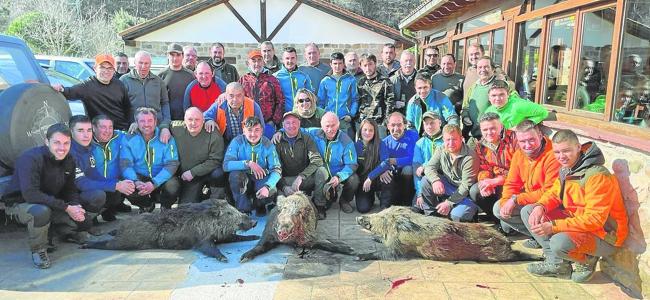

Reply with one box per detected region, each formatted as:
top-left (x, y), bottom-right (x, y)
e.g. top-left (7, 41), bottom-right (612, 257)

top-left (248, 49), bottom-right (262, 59)
top-left (95, 54), bottom-right (115, 68)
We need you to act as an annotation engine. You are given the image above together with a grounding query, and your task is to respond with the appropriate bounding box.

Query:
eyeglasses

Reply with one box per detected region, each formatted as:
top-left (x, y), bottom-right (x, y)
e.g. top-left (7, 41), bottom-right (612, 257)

top-left (98, 66), bottom-right (115, 72)
top-left (298, 98), bottom-right (311, 103)
top-left (425, 54), bottom-right (439, 57)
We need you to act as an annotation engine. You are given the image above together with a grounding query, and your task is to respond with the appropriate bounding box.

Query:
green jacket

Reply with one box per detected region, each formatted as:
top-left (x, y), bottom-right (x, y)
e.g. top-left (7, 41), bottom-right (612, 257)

top-left (423, 144), bottom-right (479, 203)
top-left (275, 131), bottom-right (323, 178)
top-left (484, 93), bottom-right (548, 129)
top-left (169, 121), bottom-right (224, 177)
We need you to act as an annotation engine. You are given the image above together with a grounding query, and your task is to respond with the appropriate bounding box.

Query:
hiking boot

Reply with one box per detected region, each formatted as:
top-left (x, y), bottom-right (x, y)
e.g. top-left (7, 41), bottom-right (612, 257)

top-left (523, 238), bottom-right (542, 249)
top-left (115, 202), bottom-right (132, 213)
top-left (571, 255), bottom-right (599, 283)
top-left (31, 248), bottom-right (51, 269)
top-left (340, 201), bottom-right (354, 213)
top-left (101, 209), bottom-right (117, 222)
top-left (527, 260), bottom-right (572, 279)
top-left (316, 206), bottom-right (327, 220)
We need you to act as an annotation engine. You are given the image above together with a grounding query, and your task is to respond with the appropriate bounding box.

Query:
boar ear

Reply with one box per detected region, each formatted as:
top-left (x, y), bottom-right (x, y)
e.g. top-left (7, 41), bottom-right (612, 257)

top-left (394, 216), bottom-right (422, 232)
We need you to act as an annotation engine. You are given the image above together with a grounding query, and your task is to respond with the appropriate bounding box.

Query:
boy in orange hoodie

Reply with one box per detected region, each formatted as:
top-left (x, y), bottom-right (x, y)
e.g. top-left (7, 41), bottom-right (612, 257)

top-left (523, 129), bottom-right (628, 283)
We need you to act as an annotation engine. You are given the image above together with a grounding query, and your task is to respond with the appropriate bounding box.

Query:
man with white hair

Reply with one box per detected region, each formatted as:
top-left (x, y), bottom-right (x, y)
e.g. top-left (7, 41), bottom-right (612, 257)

top-left (390, 51), bottom-right (417, 115)
top-left (120, 50), bottom-right (172, 143)
top-left (182, 45), bottom-right (198, 71)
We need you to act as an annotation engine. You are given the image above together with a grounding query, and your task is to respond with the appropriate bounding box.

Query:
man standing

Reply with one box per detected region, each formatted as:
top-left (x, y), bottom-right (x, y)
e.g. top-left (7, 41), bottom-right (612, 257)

top-left (159, 43), bottom-right (196, 121)
top-left (183, 62), bottom-right (227, 112)
top-left (207, 43), bottom-right (239, 84)
top-left (345, 51), bottom-right (364, 80)
top-left (417, 124), bottom-right (479, 222)
top-left (2, 124), bottom-right (97, 268)
top-left (299, 43), bottom-right (331, 94)
top-left (390, 51), bottom-right (417, 115)
top-left (406, 74), bottom-right (458, 133)
top-left (418, 46), bottom-right (441, 80)
top-left (52, 54), bottom-right (131, 131)
top-left (304, 112), bottom-right (358, 214)
top-left (275, 47), bottom-right (313, 112)
top-left (431, 54), bottom-right (465, 115)
top-left (522, 130), bottom-right (628, 282)
top-left (182, 45), bottom-right (198, 71)
top-left (204, 82), bottom-right (264, 144)
top-left (463, 43), bottom-right (484, 93)
top-left (357, 53), bottom-right (394, 136)
top-left (469, 112), bottom-right (517, 222)
top-left (91, 115), bottom-right (132, 218)
top-left (121, 108), bottom-right (180, 212)
top-left (275, 112), bottom-right (328, 219)
top-left (68, 115), bottom-right (135, 223)
top-left (224, 116), bottom-right (282, 215)
top-left (493, 120), bottom-right (560, 247)
top-left (260, 41), bottom-right (281, 74)
top-left (114, 52), bottom-right (130, 79)
top-left (378, 43), bottom-right (400, 78)
top-left (120, 50), bottom-right (172, 143)
top-left (170, 107), bottom-right (225, 204)
top-left (379, 112), bottom-right (418, 206)
top-left (240, 49), bottom-right (284, 138)
top-left (318, 52), bottom-right (359, 139)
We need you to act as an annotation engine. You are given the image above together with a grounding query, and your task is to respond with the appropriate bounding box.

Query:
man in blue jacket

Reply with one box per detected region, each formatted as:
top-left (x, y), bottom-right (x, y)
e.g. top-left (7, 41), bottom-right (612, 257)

top-left (274, 47), bottom-right (313, 112)
top-left (91, 115), bottom-right (132, 218)
top-left (378, 112), bottom-right (418, 206)
top-left (69, 115), bottom-right (135, 222)
top-left (304, 112), bottom-right (358, 214)
top-left (406, 74), bottom-right (458, 133)
top-left (121, 107), bottom-right (180, 213)
top-left (318, 52), bottom-right (359, 139)
top-left (223, 116), bottom-right (282, 215)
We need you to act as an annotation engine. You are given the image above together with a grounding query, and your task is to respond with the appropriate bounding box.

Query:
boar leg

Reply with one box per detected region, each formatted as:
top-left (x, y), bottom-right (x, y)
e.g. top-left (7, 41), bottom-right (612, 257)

top-left (313, 239), bottom-right (354, 255)
top-left (222, 234), bottom-right (260, 243)
top-left (240, 237), bottom-right (279, 263)
top-left (195, 239), bottom-right (228, 262)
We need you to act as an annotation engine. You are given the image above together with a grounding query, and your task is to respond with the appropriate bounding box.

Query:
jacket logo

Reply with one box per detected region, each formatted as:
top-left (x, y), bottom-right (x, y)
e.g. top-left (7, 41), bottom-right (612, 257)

top-left (89, 155), bottom-right (96, 168)
top-left (74, 168), bottom-right (85, 179)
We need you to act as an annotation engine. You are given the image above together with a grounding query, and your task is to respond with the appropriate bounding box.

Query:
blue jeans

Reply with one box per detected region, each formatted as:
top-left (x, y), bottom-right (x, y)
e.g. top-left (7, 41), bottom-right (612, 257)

top-left (419, 176), bottom-right (478, 222)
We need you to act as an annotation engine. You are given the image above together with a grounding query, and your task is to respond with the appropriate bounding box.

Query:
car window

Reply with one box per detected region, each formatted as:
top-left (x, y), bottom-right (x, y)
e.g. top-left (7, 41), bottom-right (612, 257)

top-left (54, 60), bottom-right (92, 80)
top-left (36, 59), bottom-right (51, 67)
top-left (0, 44), bottom-right (41, 91)
top-left (84, 61), bottom-right (94, 69)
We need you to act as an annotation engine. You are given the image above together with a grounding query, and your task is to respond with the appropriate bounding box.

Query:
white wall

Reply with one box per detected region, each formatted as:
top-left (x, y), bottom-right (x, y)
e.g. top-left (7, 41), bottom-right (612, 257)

top-left (134, 0), bottom-right (395, 44)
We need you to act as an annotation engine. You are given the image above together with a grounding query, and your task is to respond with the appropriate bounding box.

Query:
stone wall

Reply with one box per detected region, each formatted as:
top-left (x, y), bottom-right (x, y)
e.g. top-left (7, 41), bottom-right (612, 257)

top-left (125, 41), bottom-right (390, 75)
top-left (574, 135), bottom-right (650, 298)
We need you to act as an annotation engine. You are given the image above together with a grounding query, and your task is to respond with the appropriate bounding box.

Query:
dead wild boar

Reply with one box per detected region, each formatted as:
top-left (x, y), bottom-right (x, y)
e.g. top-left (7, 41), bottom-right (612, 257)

top-left (356, 206), bottom-right (539, 262)
top-left (83, 199), bottom-right (258, 262)
top-left (240, 192), bottom-right (354, 262)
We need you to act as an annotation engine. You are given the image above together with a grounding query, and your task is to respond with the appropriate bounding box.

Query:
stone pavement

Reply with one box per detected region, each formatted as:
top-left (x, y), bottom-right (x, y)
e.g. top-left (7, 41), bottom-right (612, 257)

top-left (0, 202), bottom-right (636, 300)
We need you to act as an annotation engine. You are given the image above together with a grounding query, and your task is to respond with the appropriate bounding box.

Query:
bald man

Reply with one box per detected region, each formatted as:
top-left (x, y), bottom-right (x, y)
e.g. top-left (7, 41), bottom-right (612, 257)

top-left (120, 50), bottom-right (172, 143)
top-left (170, 107), bottom-right (225, 203)
top-left (390, 51), bottom-right (417, 115)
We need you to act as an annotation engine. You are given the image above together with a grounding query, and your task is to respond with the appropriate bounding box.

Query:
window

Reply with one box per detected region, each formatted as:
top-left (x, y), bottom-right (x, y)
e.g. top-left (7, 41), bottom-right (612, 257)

top-left (542, 15), bottom-right (575, 107)
top-left (55, 61), bottom-right (91, 80)
top-left (533, 0), bottom-right (567, 10)
top-left (438, 43), bottom-right (449, 57)
top-left (453, 39), bottom-right (465, 73)
top-left (460, 10), bottom-right (502, 33)
top-left (574, 7), bottom-right (616, 114)
top-left (613, 0), bottom-right (650, 127)
top-left (492, 29), bottom-right (505, 68)
top-left (0, 45), bottom-right (41, 90)
top-left (513, 19), bottom-right (543, 100)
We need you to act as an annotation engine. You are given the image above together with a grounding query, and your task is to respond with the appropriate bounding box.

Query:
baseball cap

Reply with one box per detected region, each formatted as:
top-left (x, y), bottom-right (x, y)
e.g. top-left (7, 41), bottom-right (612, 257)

top-left (422, 111), bottom-right (442, 121)
top-left (282, 111), bottom-right (300, 121)
top-left (248, 49), bottom-right (262, 59)
top-left (95, 54), bottom-right (115, 68)
top-left (167, 43), bottom-right (183, 54)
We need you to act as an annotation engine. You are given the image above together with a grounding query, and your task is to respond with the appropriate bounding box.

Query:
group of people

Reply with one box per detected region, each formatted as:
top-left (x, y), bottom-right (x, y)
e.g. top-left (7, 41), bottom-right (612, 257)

top-left (1, 41), bottom-right (628, 285)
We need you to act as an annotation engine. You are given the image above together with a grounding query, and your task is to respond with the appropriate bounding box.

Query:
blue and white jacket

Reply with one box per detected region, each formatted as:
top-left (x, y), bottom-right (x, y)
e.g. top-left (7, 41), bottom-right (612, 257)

top-left (70, 140), bottom-right (117, 192)
top-left (317, 73), bottom-right (359, 119)
top-left (304, 128), bottom-right (357, 181)
top-left (120, 128), bottom-right (179, 187)
top-left (92, 130), bottom-right (126, 181)
top-left (223, 135), bottom-right (282, 188)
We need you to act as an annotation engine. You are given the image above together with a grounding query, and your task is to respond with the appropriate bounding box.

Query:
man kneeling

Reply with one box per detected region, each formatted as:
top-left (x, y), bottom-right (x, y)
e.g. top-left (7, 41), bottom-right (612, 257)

top-left (523, 129), bottom-right (628, 282)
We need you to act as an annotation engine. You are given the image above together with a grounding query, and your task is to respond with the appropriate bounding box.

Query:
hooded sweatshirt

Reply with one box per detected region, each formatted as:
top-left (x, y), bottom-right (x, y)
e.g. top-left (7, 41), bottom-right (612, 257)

top-left (536, 142), bottom-right (628, 247)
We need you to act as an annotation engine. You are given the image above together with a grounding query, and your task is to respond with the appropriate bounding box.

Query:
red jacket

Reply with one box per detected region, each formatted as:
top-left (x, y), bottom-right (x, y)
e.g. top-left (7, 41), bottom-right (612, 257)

top-left (239, 72), bottom-right (284, 125)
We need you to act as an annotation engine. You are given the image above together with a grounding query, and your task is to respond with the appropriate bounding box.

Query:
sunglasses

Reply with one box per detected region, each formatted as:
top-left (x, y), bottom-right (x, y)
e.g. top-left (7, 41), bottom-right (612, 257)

top-left (298, 98), bottom-right (311, 103)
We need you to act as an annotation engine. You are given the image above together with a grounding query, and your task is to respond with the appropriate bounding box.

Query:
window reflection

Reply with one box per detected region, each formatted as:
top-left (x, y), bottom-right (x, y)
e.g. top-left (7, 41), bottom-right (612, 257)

top-left (492, 29), bottom-right (505, 68)
top-left (543, 16), bottom-right (575, 107)
top-left (614, 0), bottom-right (650, 127)
top-left (513, 19), bottom-right (542, 100)
top-left (454, 39), bottom-right (465, 73)
top-left (575, 8), bottom-right (616, 113)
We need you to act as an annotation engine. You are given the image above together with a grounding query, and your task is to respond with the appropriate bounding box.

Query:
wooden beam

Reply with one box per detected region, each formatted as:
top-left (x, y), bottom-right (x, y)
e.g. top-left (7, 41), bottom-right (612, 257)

top-left (260, 0), bottom-right (267, 40)
top-left (224, 1), bottom-right (262, 43)
top-left (268, 1), bottom-right (302, 41)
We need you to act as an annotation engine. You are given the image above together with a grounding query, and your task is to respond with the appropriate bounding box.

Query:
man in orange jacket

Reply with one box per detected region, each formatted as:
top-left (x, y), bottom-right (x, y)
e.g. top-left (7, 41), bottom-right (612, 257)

top-left (523, 129), bottom-right (628, 282)
top-left (492, 120), bottom-right (560, 247)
